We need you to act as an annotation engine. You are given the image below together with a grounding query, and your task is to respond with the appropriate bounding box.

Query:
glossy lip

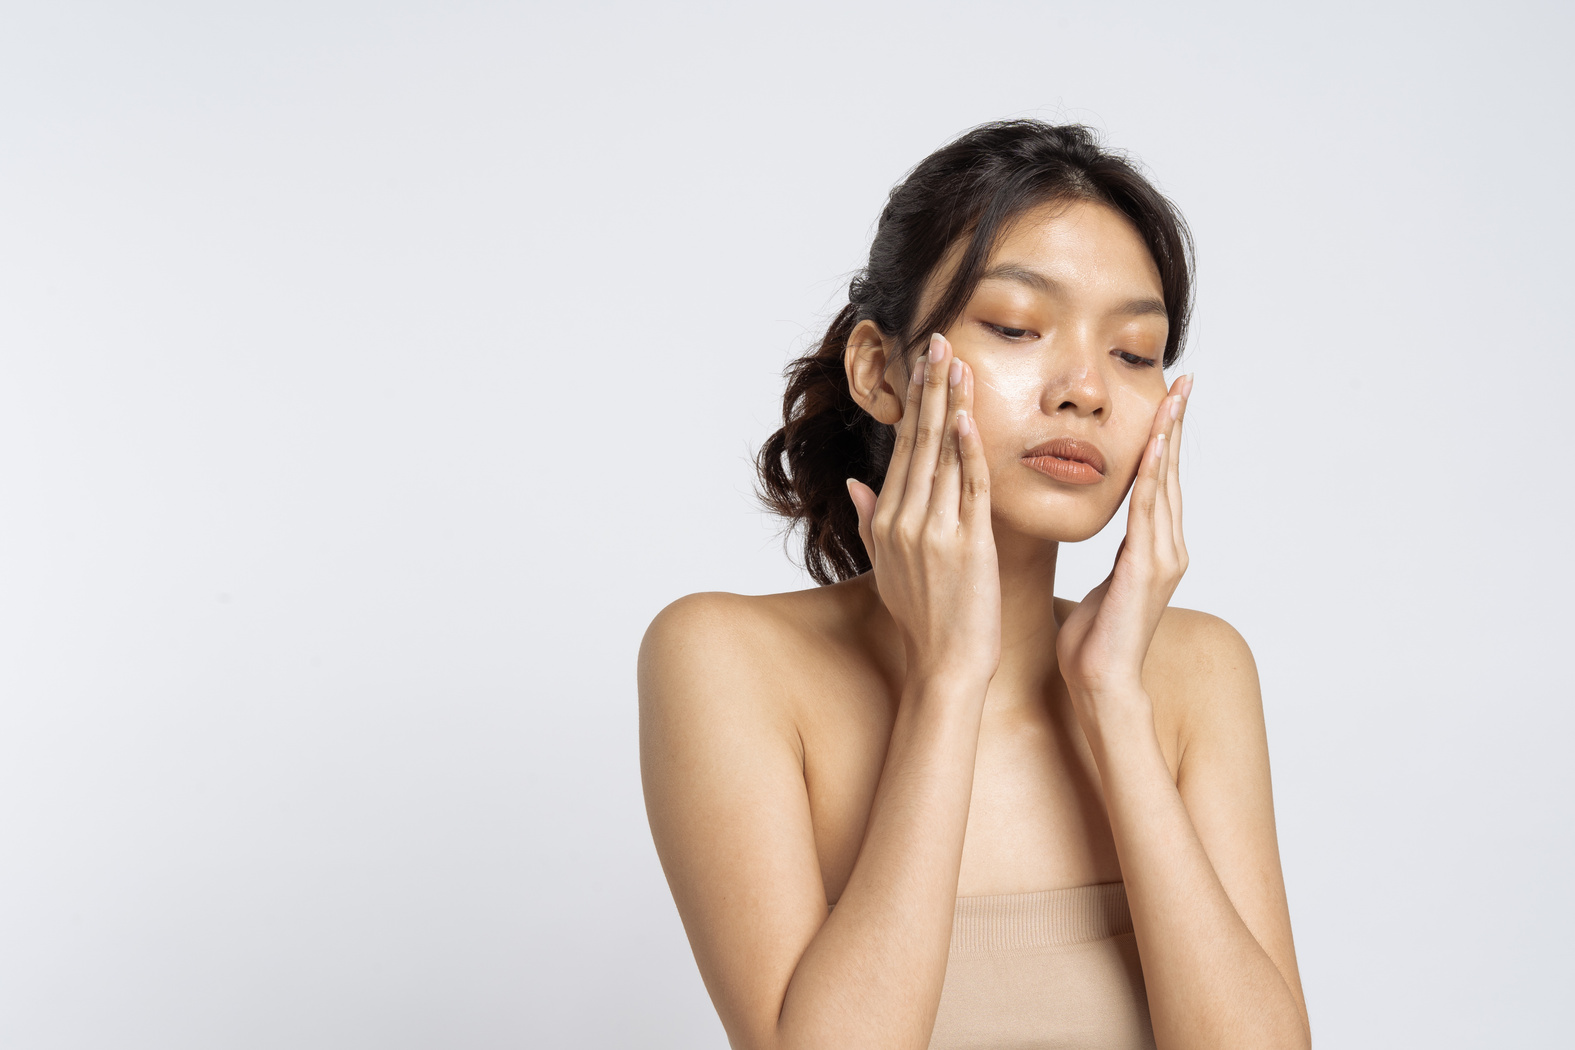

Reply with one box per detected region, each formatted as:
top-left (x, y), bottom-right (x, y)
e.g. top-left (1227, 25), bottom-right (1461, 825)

top-left (1021, 437), bottom-right (1107, 485)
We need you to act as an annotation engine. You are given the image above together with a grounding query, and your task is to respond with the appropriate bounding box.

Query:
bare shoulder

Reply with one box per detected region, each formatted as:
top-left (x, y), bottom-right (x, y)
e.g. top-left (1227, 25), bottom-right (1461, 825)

top-left (639, 586), bottom-right (852, 700)
top-left (638, 590), bottom-right (791, 680)
top-left (1150, 605), bottom-right (1256, 674)
top-left (638, 582), bottom-right (873, 764)
top-left (639, 591), bottom-right (799, 745)
top-left (1146, 606), bottom-right (1262, 756)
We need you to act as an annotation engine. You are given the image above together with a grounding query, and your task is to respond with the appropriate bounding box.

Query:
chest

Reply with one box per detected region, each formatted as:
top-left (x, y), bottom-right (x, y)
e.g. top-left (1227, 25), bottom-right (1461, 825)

top-left (796, 672), bottom-right (1182, 904)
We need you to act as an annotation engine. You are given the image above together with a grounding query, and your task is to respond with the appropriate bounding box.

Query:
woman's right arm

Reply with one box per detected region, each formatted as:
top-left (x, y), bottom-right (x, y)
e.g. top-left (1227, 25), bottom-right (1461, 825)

top-left (639, 335), bottom-right (999, 1050)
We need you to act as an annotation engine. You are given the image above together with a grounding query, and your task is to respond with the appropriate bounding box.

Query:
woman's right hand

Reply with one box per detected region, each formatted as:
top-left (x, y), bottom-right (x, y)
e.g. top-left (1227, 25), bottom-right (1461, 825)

top-left (847, 333), bottom-right (1001, 687)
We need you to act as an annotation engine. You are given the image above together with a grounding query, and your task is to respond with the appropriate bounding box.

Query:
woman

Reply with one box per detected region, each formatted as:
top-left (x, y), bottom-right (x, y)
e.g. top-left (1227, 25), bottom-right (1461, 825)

top-left (638, 121), bottom-right (1310, 1050)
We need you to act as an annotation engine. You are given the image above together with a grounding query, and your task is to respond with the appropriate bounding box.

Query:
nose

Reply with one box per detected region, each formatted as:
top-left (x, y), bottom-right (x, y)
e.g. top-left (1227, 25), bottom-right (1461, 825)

top-left (1038, 329), bottom-right (1111, 419)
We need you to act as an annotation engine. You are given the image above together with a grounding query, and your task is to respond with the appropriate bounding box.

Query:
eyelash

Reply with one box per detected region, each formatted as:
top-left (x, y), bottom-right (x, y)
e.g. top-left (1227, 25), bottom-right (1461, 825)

top-left (984, 323), bottom-right (1158, 369)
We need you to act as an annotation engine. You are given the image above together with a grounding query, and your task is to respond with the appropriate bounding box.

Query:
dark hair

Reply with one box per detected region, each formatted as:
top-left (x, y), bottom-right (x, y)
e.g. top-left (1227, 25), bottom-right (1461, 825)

top-left (756, 120), bottom-right (1195, 585)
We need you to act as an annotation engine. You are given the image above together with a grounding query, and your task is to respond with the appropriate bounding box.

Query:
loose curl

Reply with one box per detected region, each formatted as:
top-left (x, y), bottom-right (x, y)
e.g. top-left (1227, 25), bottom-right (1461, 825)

top-left (757, 120), bottom-right (1195, 585)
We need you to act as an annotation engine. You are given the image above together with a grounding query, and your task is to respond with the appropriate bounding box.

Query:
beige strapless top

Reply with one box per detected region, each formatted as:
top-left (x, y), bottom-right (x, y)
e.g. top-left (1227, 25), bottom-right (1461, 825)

top-left (928, 882), bottom-right (1156, 1050)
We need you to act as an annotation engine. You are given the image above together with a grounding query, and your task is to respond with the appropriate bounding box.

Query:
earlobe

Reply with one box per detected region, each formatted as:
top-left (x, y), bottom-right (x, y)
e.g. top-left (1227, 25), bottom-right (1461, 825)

top-left (844, 319), bottom-right (906, 425)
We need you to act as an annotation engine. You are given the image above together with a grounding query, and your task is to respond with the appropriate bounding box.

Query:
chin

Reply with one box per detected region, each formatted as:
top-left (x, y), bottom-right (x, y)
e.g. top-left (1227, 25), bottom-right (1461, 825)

top-left (992, 497), bottom-right (1120, 544)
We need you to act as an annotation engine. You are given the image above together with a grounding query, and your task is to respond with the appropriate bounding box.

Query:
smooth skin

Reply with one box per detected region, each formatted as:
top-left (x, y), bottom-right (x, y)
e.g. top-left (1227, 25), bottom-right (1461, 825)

top-left (639, 199), bottom-right (1310, 1050)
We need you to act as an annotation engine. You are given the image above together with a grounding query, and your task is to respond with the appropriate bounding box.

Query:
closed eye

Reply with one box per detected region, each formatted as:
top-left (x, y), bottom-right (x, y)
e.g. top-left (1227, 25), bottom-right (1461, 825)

top-left (984, 322), bottom-right (1035, 340)
top-left (1113, 349), bottom-right (1158, 368)
top-left (984, 321), bottom-right (1156, 368)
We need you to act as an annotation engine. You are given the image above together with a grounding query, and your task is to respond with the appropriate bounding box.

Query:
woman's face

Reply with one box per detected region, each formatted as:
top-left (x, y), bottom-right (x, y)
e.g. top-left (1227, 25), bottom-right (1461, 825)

top-left (915, 198), bottom-right (1172, 544)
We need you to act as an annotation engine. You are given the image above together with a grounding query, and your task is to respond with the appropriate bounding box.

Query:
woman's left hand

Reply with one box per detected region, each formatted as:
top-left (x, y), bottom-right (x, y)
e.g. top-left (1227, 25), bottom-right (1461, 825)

top-left (1055, 374), bottom-right (1193, 719)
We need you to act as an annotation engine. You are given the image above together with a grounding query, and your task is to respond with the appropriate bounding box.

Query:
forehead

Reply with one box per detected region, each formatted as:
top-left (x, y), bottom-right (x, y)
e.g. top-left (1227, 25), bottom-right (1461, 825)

top-left (986, 198), bottom-right (1164, 296)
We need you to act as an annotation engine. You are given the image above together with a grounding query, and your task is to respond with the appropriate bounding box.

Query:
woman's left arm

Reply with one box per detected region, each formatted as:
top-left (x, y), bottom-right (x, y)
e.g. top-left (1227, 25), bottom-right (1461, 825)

top-left (1055, 376), bottom-right (1311, 1049)
top-left (1093, 615), bottom-right (1310, 1049)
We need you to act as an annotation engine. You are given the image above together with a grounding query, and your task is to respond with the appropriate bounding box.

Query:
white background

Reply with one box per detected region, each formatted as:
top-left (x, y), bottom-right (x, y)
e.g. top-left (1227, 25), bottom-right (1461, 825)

top-left (1, 2), bottom-right (1570, 1047)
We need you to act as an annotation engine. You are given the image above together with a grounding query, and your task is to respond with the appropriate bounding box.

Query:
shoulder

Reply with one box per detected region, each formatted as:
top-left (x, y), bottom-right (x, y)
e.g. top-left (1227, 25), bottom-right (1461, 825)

top-left (639, 589), bottom-right (820, 692)
top-left (639, 592), bottom-right (791, 734)
top-left (640, 589), bottom-right (802, 651)
top-left (638, 583), bottom-right (867, 735)
top-left (638, 591), bottom-right (772, 673)
top-left (640, 580), bottom-right (875, 677)
top-left (1150, 606), bottom-right (1257, 683)
top-left (1147, 606), bottom-right (1265, 774)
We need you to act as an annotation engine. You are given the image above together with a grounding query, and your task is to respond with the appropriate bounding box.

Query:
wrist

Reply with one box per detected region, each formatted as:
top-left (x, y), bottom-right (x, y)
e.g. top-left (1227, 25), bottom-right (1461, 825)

top-left (1067, 685), bottom-right (1155, 750)
top-left (905, 645), bottom-right (998, 693)
top-left (903, 665), bottom-right (993, 707)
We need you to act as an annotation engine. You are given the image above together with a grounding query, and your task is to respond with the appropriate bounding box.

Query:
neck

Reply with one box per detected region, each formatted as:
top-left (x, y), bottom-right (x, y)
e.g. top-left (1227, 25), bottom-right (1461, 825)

top-left (988, 530), bottom-right (1064, 712)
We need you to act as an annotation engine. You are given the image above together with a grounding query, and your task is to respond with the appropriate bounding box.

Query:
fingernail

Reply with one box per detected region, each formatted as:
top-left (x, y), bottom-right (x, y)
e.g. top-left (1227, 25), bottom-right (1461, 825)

top-left (911, 359), bottom-right (926, 385)
top-left (931, 333), bottom-right (945, 356)
top-left (1169, 395), bottom-right (1181, 421)
top-left (949, 359), bottom-right (963, 387)
top-left (956, 409), bottom-right (971, 437)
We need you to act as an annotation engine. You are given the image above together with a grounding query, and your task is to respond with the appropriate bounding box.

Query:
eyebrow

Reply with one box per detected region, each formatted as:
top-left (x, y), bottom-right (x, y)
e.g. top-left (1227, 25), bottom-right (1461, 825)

top-left (978, 263), bottom-right (1168, 319)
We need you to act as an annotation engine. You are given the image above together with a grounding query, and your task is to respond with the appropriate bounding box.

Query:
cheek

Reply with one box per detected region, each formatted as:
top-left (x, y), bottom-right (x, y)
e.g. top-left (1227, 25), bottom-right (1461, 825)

top-left (1109, 383), bottom-right (1165, 474)
top-left (965, 357), bottom-right (1040, 446)
top-left (969, 356), bottom-right (1044, 417)
top-left (964, 363), bottom-right (1036, 472)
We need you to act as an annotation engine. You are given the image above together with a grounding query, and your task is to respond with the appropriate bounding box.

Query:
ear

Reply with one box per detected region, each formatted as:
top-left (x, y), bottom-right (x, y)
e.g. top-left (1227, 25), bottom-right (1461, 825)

top-left (844, 319), bottom-right (907, 425)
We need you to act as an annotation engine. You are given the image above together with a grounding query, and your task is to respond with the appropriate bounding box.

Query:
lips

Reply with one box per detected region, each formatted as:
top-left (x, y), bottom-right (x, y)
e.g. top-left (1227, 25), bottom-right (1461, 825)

top-left (1021, 437), bottom-right (1107, 485)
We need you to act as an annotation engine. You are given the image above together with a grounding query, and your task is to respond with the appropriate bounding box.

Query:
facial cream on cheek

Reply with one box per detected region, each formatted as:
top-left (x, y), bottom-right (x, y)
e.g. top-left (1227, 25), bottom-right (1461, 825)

top-left (968, 357), bottom-right (1043, 413)
top-left (965, 363), bottom-right (1037, 472)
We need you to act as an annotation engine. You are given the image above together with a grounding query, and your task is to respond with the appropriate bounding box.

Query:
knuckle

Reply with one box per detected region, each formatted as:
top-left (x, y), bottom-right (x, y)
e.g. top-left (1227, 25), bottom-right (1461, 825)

top-left (913, 424), bottom-right (936, 448)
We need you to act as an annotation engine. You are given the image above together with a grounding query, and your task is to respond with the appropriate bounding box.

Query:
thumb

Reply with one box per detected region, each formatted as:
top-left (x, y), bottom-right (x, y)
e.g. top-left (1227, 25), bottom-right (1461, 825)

top-left (846, 478), bottom-right (877, 563)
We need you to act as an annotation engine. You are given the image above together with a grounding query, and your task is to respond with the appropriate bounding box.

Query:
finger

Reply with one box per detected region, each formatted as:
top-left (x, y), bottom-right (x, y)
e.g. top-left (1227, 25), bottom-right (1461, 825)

top-left (846, 478), bottom-right (877, 565)
top-left (1162, 374), bottom-right (1185, 478)
top-left (879, 349), bottom-right (928, 513)
top-left (1153, 378), bottom-right (1186, 546)
top-left (1152, 413), bottom-right (1173, 546)
top-left (955, 362), bottom-right (991, 532)
top-left (1153, 383), bottom-right (1185, 544)
top-left (1170, 375), bottom-right (1192, 552)
top-left (928, 353), bottom-right (967, 525)
top-left (1126, 385), bottom-right (1172, 551)
top-left (1126, 429), bottom-right (1164, 555)
top-left (897, 333), bottom-right (952, 520)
